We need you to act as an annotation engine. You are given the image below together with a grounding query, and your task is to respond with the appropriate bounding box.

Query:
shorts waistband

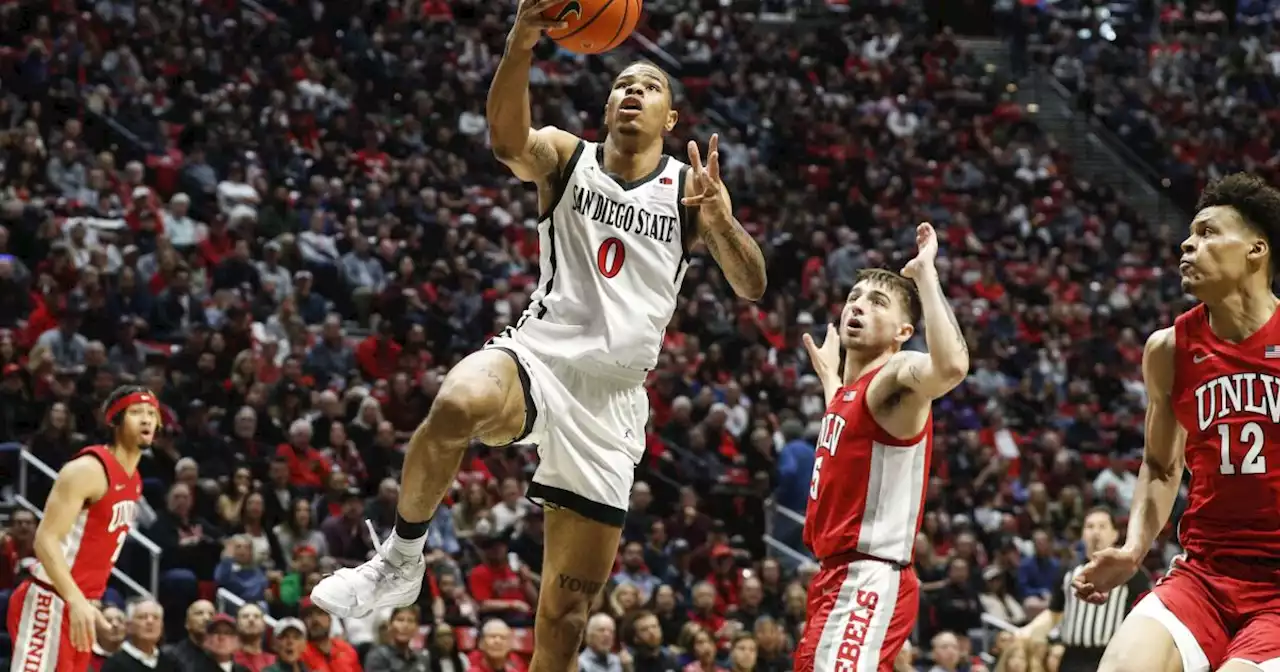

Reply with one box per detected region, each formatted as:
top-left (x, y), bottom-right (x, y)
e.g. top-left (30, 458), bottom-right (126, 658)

top-left (820, 549), bottom-right (909, 571)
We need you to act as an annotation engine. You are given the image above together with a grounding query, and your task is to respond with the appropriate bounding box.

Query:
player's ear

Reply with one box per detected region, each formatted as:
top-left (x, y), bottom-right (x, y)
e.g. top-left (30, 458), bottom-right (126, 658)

top-left (1249, 235), bottom-right (1269, 267)
top-left (895, 322), bottom-right (914, 346)
top-left (664, 109), bottom-right (678, 134)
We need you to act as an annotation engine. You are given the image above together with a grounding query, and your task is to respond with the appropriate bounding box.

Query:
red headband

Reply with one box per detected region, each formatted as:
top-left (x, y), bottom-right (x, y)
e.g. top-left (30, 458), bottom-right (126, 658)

top-left (106, 392), bottom-right (161, 425)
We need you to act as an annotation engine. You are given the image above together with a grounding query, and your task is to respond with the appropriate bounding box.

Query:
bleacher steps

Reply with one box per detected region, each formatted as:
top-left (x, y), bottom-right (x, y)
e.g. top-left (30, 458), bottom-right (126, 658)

top-left (958, 37), bottom-right (1186, 228)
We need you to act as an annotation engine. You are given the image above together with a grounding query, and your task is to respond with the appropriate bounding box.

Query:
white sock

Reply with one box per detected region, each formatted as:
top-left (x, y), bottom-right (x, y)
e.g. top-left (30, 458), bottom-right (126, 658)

top-left (388, 529), bottom-right (427, 561)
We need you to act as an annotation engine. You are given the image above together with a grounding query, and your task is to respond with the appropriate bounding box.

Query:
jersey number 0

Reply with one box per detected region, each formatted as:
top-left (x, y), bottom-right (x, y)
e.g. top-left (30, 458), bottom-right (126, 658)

top-left (597, 238), bottom-right (626, 278)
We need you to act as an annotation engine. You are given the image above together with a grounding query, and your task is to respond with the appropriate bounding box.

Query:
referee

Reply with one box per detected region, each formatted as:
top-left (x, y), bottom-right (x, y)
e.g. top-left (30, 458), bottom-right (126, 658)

top-left (1019, 508), bottom-right (1151, 672)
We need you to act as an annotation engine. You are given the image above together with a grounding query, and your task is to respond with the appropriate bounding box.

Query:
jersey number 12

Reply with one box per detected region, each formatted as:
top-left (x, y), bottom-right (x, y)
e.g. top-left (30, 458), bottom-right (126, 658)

top-left (810, 414), bottom-right (847, 500)
top-left (1218, 422), bottom-right (1268, 475)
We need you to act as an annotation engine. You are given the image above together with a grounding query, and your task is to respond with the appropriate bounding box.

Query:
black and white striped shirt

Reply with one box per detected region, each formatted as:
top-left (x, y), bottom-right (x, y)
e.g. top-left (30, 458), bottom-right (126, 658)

top-left (1050, 562), bottom-right (1151, 656)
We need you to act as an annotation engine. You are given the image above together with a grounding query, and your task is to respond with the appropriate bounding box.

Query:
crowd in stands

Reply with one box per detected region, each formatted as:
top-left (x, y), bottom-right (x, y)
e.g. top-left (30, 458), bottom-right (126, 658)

top-left (0, 0), bottom-right (1203, 670)
top-left (1038, 0), bottom-right (1280, 212)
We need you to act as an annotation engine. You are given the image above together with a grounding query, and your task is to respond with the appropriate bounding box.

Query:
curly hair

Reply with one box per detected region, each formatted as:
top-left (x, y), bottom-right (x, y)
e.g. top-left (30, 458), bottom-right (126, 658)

top-left (1196, 172), bottom-right (1280, 275)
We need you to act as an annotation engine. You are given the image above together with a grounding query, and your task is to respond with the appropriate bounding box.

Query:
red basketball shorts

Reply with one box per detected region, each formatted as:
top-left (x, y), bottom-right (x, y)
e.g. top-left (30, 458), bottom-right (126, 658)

top-left (794, 556), bottom-right (919, 672)
top-left (1130, 554), bottom-right (1280, 671)
top-left (7, 580), bottom-right (92, 672)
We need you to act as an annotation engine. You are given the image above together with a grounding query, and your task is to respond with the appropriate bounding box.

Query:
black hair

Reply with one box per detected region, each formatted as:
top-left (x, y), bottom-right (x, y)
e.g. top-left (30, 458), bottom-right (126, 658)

top-left (1083, 506), bottom-right (1117, 529)
top-left (1196, 172), bottom-right (1280, 276)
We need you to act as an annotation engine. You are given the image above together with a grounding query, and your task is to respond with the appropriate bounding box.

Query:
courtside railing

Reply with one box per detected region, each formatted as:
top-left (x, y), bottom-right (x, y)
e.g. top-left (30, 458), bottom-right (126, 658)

top-left (216, 587), bottom-right (279, 628)
top-left (6, 443), bottom-right (161, 598)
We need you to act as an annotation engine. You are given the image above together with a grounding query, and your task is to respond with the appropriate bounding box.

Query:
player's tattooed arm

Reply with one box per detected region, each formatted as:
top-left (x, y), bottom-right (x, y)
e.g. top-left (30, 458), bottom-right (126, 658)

top-left (699, 210), bottom-right (767, 301)
top-left (486, 30), bottom-right (579, 184)
top-left (684, 135), bottom-right (767, 301)
top-left (896, 223), bottom-right (969, 399)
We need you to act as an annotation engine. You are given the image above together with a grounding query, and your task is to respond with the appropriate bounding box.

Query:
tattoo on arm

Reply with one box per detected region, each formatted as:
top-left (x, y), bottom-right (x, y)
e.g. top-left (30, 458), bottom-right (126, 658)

top-left (556, 573), bottom-right (604, 596)
top-left (479, 367), bottom-right (504, 391)
top-left (908, 362), bottom-right (923, 384)
top-left (701, 218), bottom-right (766, 297)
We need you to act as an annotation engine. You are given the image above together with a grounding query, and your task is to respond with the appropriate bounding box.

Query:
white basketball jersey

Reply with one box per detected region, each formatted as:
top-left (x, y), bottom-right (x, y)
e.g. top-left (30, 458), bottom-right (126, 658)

top-left (510, 141), bottom-right (692, 381)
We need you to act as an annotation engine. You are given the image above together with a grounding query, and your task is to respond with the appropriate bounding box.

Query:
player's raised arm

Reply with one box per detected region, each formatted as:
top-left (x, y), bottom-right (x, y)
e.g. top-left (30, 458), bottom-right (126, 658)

top-left (1074, 327), bottom-right (1184, 603)
top-left (683, 134), bottom-right (766, 301)
top-left (487, 0), bottom-right (580, 183)
top-left (36, 455), bottom-right (112, 650)
top-left (892, 223), bottom-right (969, 399)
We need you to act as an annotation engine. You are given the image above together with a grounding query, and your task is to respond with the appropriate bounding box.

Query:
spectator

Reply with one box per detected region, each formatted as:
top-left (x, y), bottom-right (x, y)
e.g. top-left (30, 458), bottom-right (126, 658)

top-left (164, 600), bottom-right (216, 670)
top-left (101, 599), bottom-right (179, 672)
top-left (489, 477), bottom-right (531, 536)
top-left (627, 610), bottom-right (679, 672)
top-left (1016, 531), bottom-right (1061, 608)
top-left (579, 613), bottom-right (623, 672)
top-left (421, 623), bottom-right (469, 672)
top-left (263, 618), bottom-right (309, 672)
top-left (467, 619), bottom-right (526, 672)
top-left (926, 632), bottom-right (965, 672)
top-left (613, 541), bottom-right (663, 604)
top-left (275, 498), bottom-right (330, 560)
top-left (201, 614), bottom-right (252, 672)
top-left (320, 487), bottom-right (376, 567)
top-left (930, 559), bottom-right (985, 639)
top-left (278, 419), bottom-right (332, 490)
top-left (152, 482), bottom-right (222, 580)
top-left (216, 534), bottom-right (271, 605)
top-left (468, 532), bottom-right (534, 626)
top-left (364, 606), bottom-right (428, 672)
top-left (299, 598), bottom-right (362, 672)
top-left (234, 603), bottom-right (277, 672)
top-left (0, 509), bottom-right (37, 590)
top-left (725, 633), bottom-right (758, 672)
top-left (750, 617), bottom-right (789, 672)
top-left (682, 627), bottom-right (724, 672)
top-left (92, 605), bottom-right (128, 671)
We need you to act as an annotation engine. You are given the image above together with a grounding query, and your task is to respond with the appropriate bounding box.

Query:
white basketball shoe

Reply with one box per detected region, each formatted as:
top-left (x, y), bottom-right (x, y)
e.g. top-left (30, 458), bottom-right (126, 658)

top-left (309, 520), bottom-right (426, 618)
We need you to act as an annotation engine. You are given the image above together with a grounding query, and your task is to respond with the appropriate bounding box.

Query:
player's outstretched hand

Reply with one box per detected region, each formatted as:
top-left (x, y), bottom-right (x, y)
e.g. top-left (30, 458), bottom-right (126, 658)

top-left (802, 324), bottom-right (842, 389)
top-left (68, 598), bottom-right (108, 652)
top-left (509, 0), bottom-right (570, 52)
top-left (683, 134), bottom-right (732, 223)
top-left (901, 222), bottom-right (939, 280)
top-left (1072, 546), bottom-right (1141, 604)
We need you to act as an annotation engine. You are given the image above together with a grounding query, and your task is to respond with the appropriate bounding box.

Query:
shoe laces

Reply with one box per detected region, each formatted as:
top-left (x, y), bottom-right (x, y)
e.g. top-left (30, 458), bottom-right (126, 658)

top-left (352, 519), bottom-right (415, 586)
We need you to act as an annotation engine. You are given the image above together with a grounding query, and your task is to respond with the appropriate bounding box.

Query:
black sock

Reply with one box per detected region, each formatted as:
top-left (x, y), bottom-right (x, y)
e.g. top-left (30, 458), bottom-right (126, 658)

top-left (394, 514), bottom-right (430, 540)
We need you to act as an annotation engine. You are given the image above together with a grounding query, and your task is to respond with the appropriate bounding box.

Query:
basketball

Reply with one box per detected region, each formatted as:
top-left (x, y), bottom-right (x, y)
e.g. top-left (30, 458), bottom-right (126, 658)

top-left (543, 0), bottom-right (641, 54)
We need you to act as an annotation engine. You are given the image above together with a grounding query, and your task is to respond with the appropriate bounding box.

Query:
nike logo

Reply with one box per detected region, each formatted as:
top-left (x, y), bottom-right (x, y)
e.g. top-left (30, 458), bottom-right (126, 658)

top-left (553, 1), bottom-right (582, 21)
top-left (115, 484), bottom-right (127, 491)
top-left (1193, 353), bottom-right (1214, 364)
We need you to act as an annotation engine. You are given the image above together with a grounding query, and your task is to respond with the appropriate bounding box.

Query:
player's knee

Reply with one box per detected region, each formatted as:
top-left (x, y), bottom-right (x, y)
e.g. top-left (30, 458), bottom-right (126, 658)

top-left (428, 380), bottom-right (504, 440)
top-left (538, 600), bottom-right (590, 653)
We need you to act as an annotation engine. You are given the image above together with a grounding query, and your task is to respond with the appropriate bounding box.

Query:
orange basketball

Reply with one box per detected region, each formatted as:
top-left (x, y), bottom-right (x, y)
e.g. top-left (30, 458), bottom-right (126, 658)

top-left (542, 0), bottom-right (642, 54)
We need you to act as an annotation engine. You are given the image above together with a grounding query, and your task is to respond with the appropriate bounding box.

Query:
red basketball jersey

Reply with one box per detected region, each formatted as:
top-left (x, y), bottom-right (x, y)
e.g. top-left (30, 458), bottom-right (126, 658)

top-left (803, 366), bottom-right (933, 564)
top-left (30, 445), bottom-right (142, 600)
top-left (1172, 304), bottom-right (1280, 561)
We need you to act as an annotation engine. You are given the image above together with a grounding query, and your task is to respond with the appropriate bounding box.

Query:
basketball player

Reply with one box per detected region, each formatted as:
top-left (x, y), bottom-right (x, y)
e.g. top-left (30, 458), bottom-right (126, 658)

top-left (7, 385), bottom-right (155, 672)
top-left (308, 0), bottom-right (767, 669)
top-left (794, 223), bottom-right (969, 672)
top-left (1075, 173), bottom-right (1280, 672)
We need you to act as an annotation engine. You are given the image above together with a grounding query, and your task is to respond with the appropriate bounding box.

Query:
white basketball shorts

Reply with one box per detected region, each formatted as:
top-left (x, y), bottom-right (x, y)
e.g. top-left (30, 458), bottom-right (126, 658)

top-left (484, 333), bottom-right (648, 527)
